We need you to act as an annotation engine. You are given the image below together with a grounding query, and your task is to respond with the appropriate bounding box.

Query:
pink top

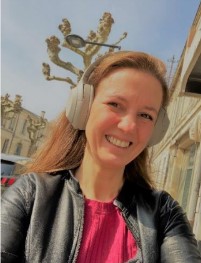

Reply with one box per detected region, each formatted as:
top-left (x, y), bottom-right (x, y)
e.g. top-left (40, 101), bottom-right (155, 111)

top-left (76, 198), bottom-right (138, 263)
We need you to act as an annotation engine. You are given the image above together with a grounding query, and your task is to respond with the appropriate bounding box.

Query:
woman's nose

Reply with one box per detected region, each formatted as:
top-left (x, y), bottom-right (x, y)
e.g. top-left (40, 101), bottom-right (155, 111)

top-left (117, 115), bottom-right (136, 133)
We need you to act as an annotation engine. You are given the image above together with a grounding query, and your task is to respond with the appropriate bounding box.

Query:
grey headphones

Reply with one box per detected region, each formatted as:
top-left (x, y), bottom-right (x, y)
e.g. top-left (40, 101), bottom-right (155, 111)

top-left (66, 54), bottom-right (170, 146)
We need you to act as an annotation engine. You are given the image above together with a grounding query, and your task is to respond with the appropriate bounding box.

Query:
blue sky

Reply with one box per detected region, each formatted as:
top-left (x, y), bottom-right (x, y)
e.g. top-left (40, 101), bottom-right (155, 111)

top-left (2, 0), bottom-right (200, 120)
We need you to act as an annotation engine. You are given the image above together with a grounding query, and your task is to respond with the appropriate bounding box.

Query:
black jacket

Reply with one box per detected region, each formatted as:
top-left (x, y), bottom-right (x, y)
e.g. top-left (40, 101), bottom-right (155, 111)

top-left (1, 171), bottom-right (201, 263)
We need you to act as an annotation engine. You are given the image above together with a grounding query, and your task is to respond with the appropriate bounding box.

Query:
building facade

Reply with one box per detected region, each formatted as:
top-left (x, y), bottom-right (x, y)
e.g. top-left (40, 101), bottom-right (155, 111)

top-left (152, 4), bottom-right (201, 241)
top-left (1, 95), bottom-right (49, 158)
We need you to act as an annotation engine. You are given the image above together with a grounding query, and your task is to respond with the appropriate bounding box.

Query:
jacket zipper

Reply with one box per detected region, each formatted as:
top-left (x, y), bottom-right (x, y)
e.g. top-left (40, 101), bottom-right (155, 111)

top-left (71, 197), bottom-right (85, 263)
top-left (121, 210), bottom-right (142, 249)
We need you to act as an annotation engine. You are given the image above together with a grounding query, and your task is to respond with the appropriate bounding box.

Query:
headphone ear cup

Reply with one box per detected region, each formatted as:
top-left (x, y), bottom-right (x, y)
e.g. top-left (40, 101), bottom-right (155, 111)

top-left (148, 108), bottom-right (170, 146)
top-left (66, 83), bottom-right (94, 130)
top-left (66, 54), bottom-right (110, 130)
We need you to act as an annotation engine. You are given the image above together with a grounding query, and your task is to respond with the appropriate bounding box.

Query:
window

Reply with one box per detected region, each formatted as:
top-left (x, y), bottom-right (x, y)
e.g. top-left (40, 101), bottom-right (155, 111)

top-left (14, 143), bottom-right (22, 156)
top-left (1, 118), bottom-right (7, 128)
top-left (21, 119), bottom-right (27, 134)
top-left (2, 139), bottom-right (9, 153)
top-left (185, 77), bottom-right (201, 95)
top-left (8, 118), bottom-right (15, 131)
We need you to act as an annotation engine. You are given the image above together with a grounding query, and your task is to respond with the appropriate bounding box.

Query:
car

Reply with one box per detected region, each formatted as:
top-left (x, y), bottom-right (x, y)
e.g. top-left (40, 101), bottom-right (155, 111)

top-left (1, 153), bottom-right (30, 193)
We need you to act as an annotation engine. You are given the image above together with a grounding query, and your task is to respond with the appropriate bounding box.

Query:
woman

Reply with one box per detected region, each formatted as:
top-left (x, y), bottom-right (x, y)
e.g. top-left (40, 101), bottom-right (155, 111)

top-left (1, 51), bottom-right (201, 263)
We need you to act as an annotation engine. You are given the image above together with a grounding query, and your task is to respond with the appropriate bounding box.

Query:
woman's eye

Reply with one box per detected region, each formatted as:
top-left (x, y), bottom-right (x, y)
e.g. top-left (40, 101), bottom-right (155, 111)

top-left (108, 102), bottom-right (119, 108)
top-left (140, 113), bottom-right (153, 121)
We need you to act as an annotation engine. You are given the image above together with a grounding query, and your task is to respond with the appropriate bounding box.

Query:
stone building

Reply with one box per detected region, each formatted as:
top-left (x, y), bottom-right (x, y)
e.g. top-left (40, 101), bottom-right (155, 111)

top-left (1, 94), bottom-right (49, 158)
top-left (152, 4), bottom-right (201, 241)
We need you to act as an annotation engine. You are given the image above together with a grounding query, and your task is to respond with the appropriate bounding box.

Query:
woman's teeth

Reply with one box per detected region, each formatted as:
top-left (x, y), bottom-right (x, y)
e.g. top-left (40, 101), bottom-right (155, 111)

top-left (106, 135), bottom-right (130, 148)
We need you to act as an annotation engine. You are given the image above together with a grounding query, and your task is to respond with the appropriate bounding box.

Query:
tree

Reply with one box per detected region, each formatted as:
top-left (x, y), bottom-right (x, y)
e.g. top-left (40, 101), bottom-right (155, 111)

top-left (42, 12), bottom-right (127, 88)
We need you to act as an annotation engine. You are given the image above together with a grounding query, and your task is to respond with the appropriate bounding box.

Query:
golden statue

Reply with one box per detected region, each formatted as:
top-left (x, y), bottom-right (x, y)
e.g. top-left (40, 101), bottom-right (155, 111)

top-left (27, 111), bottom-right (47, 144)
top-left (26, 111), bottom-right (47, 156)
top-left (1, 94), bottom-right (22, 120)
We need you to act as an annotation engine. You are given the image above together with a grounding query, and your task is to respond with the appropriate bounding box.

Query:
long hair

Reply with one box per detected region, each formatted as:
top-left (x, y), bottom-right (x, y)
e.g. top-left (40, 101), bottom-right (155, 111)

top-left (24, 51), bottom-right (169, 188)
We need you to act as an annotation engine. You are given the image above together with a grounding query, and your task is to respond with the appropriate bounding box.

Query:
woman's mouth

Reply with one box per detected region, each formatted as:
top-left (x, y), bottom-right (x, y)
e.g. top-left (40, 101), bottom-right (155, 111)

top-left (106, 135), bottom-right (131, 148)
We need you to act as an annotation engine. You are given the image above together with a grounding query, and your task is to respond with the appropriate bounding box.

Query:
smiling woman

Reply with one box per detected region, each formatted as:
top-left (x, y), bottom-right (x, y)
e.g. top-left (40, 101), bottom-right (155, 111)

top-left (84, 68), bottom-right (163, 177)
top-left (1, 51), bottom-right (201, 263)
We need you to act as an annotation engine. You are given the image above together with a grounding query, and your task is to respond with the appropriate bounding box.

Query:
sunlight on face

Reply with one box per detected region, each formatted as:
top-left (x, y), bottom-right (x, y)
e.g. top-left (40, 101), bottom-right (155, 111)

top-left (85, 68), bottom-right (163, 170)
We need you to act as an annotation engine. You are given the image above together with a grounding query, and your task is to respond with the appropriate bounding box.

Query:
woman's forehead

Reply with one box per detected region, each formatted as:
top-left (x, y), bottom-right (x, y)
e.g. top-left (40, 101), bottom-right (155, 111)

top-left (95, 68), bottom-right (163, 107)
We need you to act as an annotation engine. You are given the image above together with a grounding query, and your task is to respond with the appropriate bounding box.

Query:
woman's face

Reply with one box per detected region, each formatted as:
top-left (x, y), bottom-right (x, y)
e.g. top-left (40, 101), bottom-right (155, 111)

top-left (85, 68), bottom-right (163, 170)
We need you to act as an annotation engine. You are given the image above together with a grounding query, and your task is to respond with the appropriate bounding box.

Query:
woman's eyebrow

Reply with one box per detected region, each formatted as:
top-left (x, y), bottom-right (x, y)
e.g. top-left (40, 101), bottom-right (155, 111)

top-left (108, 95), bottom-right (127, 103)
top-left (143, 106), bottom-right (158, 114)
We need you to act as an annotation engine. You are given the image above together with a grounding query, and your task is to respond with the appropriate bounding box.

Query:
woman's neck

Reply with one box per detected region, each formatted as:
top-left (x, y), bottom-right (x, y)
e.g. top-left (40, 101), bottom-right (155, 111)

top-left (75, 155), bottom-right (125, 202)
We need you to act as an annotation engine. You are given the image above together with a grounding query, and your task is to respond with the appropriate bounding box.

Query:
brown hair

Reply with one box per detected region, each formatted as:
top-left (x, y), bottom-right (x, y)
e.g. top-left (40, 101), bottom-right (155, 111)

top-left (24, 51), bottom-right (169, 188)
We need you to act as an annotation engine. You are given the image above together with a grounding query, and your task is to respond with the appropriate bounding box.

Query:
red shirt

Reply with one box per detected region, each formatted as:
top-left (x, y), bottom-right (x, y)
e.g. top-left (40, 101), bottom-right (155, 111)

top-left (76, 198), bottom-right (138, 263)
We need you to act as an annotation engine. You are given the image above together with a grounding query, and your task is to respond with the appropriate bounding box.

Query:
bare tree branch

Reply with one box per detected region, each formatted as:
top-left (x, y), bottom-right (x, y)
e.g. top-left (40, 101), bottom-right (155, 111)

top-left (46, 36), bottom-right (83, 77)
top-left (43, 12), bottom-right (127, 85)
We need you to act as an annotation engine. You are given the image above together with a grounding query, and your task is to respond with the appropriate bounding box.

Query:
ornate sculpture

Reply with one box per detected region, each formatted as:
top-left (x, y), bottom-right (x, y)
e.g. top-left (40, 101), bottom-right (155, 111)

top-left (1, 94), bottom-right (22, 120)
top-left (27, 111), bottom-right (47, 144)
top-left (42, 12), bottom-right (127, 88)
top-left (26, 111), bottom-right (47, 156)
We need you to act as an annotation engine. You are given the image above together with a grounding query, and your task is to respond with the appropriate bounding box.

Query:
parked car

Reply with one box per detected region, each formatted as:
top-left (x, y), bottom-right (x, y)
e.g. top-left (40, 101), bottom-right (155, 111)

top-left (1, 153), bottom-right (29, 193)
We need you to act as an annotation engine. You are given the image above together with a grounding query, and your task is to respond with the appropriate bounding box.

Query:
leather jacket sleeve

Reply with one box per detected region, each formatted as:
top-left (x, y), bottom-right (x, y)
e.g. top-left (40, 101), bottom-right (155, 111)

top-left (159, 192), bottom-right (201, 262)
top-left (1, 175), bottom-right (34, 263)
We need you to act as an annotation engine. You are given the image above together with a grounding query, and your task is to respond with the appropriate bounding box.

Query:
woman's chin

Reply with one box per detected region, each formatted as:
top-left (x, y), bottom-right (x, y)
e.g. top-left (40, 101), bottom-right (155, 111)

top-left (96, 155), bottom-right (130, 170)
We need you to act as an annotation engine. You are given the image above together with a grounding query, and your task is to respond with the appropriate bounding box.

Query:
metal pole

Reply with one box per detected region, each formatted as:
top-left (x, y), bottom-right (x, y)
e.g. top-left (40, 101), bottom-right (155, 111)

top-left (85, 41), bottom-right (121, 50)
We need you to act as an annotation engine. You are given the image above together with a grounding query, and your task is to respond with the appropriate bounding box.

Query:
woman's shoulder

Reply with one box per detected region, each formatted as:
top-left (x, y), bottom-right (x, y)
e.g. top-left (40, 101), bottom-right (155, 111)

top-left (133, 184), bottom-right (179, 212)
top-left (2, 171), bottom-right (69, 201)
top-left (11, 171), bottom-right (65, 187)
top-left (1, 171), bottom-right (70, 215)
top-left (148, 189), bottom-right (189, 227)
top-left (150, 189), bottom-right (179, 209)
top-left (23, 171), bottom-right (68, 185)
